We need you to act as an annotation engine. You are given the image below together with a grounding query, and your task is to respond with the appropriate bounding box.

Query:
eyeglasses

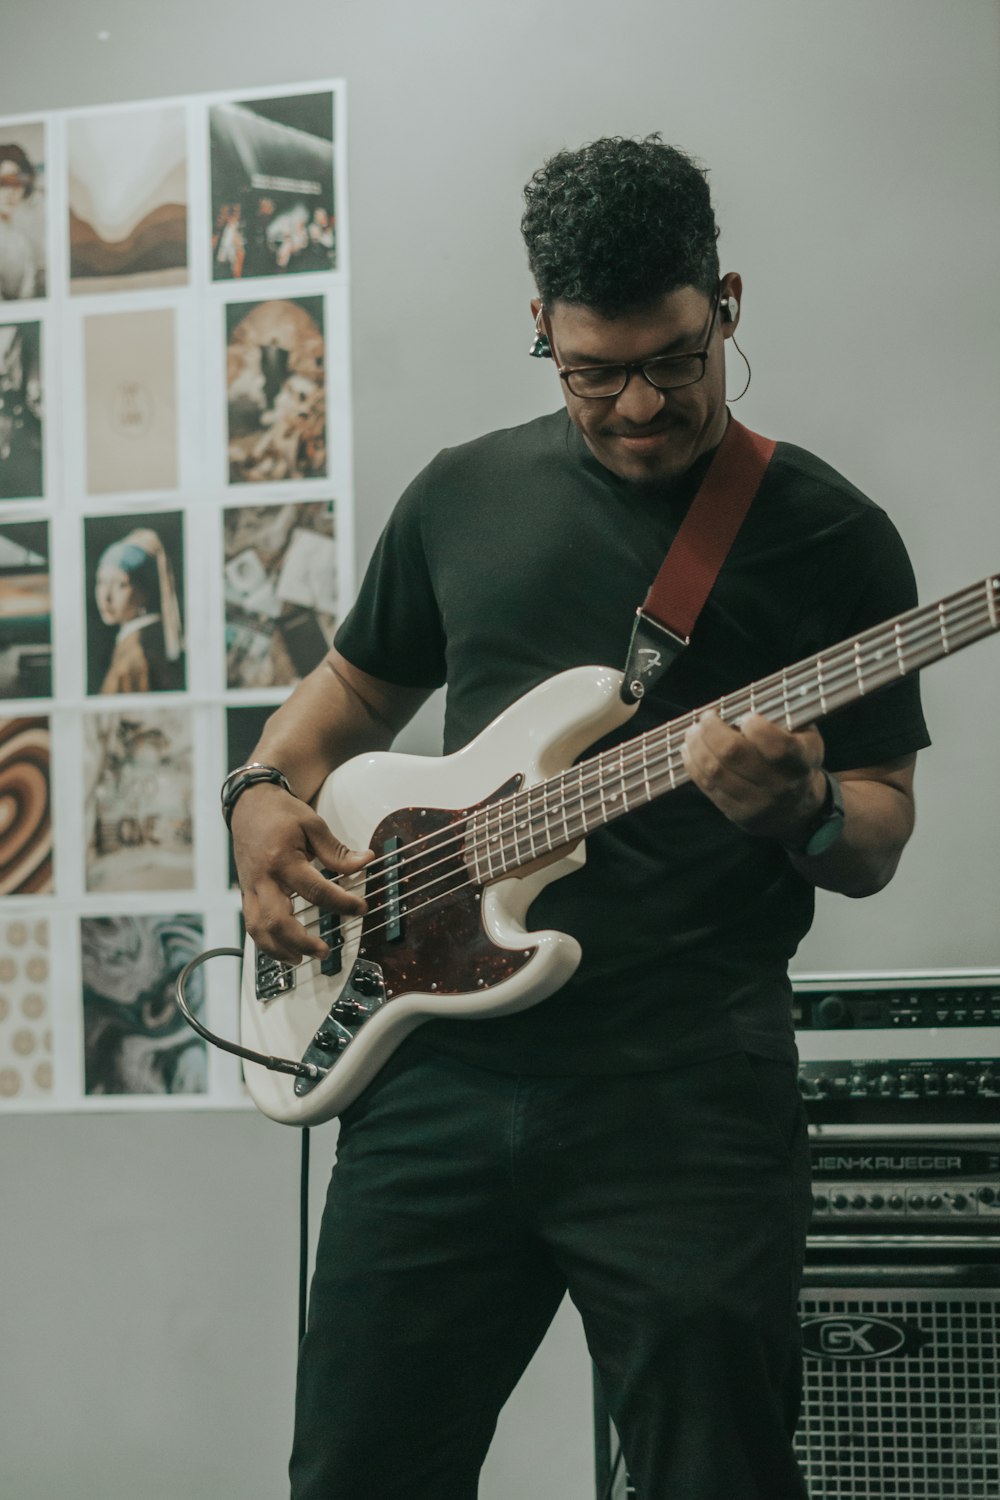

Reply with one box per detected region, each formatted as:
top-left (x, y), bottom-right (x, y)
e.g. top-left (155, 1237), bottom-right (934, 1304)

top-left (552, 286), bottom-right (722, 400)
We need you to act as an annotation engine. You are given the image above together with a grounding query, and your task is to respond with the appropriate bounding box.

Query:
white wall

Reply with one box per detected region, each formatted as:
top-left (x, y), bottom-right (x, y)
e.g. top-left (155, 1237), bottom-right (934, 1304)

top-left (2, 3), bottom-right (999, 1497)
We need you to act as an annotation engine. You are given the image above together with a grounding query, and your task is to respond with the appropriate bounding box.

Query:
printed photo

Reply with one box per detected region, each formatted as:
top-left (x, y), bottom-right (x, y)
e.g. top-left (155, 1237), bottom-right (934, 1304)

top-left (225, 703), bottom-right (273, 884)
top-left (83, 706), bottom-right (194, 892)
top-left (0, 319), bottom-right (42, 500)
top-left (69, 105), bottom-right (188, 293)
top-left (223, 500), bottom-right (337, 688)
top-left (209, 90), bottom-right (335, 281)
top-left (0, 520), bottom-right (50, 697)
top-left (0, 714), bottom-right (52, 895)
top-left (81, 912), bottom-right (206, 1095)
top-left (84, 510), bottom-right (185, 695)
top-left (0, 917), bottom-right (52, 1102)
top-left (84, 307), bottom-right (178, 494)
top-left (0, 122), bottom-right (46, 301)
top-left (226, 295), bottom-right (326, 483)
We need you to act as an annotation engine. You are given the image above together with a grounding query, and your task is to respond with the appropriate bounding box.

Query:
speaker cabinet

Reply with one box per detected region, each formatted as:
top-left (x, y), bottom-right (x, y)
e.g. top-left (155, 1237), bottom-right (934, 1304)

top-left (796, 1264), bottom-right (1000, 1499)
top-left (594, 1262), bottom-right (1000, 1499)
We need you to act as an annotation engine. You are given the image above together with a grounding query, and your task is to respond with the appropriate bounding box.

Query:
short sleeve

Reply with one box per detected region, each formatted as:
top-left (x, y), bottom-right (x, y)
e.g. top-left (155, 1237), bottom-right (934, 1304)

top-left (334, 466), bottom-right (448, 689)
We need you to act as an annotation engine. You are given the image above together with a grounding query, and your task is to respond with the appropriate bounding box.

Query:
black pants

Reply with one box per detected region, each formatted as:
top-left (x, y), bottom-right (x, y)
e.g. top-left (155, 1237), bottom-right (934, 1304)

top-left (290, 1043), bottom-right (812, 1500)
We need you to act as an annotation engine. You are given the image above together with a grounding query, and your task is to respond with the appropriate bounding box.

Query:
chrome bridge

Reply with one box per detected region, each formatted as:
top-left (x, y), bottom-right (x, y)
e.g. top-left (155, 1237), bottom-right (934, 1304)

top-left (293, 958), bottom-right (387, 1096)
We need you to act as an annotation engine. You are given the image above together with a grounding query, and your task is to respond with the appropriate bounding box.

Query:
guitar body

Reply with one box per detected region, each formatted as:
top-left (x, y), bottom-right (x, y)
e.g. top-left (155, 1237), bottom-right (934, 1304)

top-left (241, 665), bottom-right (636, 1125)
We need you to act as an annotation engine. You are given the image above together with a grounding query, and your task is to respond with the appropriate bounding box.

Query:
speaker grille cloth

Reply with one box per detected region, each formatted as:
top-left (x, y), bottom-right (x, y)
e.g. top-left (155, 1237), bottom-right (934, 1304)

top-left (796, 1287), bottom-right (1000, 1498)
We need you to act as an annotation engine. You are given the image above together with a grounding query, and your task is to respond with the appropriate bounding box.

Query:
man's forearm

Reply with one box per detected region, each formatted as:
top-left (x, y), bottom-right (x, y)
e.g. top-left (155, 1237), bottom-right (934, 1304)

top-left (788, 769), bottom-right (916, 898)
top-left (246, 661), bottom-right (393, 805)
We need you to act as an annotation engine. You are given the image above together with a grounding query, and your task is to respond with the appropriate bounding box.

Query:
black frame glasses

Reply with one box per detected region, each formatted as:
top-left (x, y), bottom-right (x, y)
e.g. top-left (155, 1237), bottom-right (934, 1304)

top-left (552, 285), bottom-right (722, 400)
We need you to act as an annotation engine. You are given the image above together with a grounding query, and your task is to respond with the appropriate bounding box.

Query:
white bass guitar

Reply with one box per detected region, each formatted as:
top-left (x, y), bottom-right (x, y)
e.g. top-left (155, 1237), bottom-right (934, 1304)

top-left (237, 575), bottom-right (1000, 1126)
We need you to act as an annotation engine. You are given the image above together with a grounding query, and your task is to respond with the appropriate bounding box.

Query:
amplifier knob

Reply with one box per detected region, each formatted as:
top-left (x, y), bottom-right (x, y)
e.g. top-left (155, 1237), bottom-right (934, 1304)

top-left (977, 1187), bottom-right (996, 1205)
top-left (833, 1194), bottom-right (849, 1210)
top-left (945, 1072), bottom-right (966, 1095)
top-left (927, 1195), bottom-right (943, 1210)
top-left (817, 995), bottom-right (848, 1026)
top-left (869, 1194), bottom-right (885, 1210)
top-left (849, 1073), bottom-right (867, 1094)
top-left (878, 1074), bottom-right (898, 1096)
top-left (922, 1072), bottom-right (941, 1095)
top-left (951, 1194), bottom-right (968, 1210)
top-left (889, 1194), bottom-right (904, 1210)
top-left (977, 1070), bottom-right (997, 1095)
top-left (910, 1194), bottom-right (925, 1209)
top-left (812, 1195), bottom-right (828, 1212)
top-left (850, 1195), bottom-right (866, 1211)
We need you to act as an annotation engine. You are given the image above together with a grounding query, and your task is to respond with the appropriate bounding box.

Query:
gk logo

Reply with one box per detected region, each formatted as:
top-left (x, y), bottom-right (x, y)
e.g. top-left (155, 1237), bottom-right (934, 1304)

top-left (819, 1321), bottom-right (875, 1355)
top-left (638, 648), bottom-right (662, 674)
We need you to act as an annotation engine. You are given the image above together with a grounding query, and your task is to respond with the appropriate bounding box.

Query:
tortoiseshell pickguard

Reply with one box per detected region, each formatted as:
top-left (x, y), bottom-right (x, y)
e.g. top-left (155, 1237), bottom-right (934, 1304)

top-left (357, 776), bottom-right (532, 1002)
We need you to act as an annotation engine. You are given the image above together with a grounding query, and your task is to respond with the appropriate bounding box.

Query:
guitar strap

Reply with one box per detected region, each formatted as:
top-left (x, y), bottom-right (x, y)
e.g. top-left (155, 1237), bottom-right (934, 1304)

top-left (621, 417), bottom-right (777, 703)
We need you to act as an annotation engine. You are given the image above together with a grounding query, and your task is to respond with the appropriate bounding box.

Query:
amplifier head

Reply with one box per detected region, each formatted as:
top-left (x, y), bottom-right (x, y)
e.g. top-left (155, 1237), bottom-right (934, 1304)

top-left (792, 969), bottom-right (1000, 1127)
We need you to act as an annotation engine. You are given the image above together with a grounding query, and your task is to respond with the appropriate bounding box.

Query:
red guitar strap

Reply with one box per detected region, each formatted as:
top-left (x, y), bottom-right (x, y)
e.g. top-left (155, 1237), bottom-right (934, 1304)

top-left (621, 418), bottom-right (776, 702)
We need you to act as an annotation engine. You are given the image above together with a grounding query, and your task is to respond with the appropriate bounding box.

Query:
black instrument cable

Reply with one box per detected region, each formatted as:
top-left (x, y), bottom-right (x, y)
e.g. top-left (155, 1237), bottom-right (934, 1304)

top-left (175, 948), bottom-right (316, 1345)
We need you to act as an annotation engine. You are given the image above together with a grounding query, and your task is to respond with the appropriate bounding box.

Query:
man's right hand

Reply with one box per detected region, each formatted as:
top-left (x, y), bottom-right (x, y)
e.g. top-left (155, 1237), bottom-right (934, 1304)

top-left (231, 782), bottom-right (373, 965)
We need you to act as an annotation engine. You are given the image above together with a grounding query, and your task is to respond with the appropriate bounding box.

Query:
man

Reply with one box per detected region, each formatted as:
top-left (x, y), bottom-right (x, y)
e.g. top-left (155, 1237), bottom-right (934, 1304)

top-left (230, 137), bottom-right (928, 1498)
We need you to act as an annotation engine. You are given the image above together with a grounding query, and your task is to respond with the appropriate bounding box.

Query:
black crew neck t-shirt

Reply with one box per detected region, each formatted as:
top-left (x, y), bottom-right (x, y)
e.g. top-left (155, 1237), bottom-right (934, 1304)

top-left (335, 410), bottom-right (930, 1074)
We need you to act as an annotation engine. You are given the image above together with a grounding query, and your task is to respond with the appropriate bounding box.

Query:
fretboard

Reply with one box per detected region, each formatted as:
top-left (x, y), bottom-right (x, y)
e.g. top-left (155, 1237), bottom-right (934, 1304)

top-left (466, 574), bottom-right (1000, 882)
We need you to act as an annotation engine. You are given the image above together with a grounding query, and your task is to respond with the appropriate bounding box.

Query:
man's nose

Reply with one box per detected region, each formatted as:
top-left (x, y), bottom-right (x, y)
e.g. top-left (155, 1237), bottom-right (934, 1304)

top-left (613, 368), bottom-right (667, 425)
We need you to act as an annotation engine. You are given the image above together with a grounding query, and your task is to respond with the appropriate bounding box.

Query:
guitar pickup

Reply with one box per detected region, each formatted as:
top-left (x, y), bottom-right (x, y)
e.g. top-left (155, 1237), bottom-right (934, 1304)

top-left (255, 947), bottom-right (295, 1002)
top-left (382, 836), bottom-right (403, 942)
top-left (317, 875), bottom-right (344, 976)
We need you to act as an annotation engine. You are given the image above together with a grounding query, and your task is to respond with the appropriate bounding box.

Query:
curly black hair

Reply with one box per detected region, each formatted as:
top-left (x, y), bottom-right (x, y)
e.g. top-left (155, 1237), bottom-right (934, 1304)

top-left (521, 135), bottom-right (719, 316)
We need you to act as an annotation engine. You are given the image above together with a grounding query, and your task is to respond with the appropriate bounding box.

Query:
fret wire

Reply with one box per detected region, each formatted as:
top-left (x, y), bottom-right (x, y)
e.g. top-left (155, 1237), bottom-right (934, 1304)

top-left (540, 774), bottom-right (554, 854)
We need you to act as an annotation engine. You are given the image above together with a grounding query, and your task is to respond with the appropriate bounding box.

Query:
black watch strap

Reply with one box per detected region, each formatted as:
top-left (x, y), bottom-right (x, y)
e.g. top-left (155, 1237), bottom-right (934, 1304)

top-left (785, 770), bottom-right (845, 858)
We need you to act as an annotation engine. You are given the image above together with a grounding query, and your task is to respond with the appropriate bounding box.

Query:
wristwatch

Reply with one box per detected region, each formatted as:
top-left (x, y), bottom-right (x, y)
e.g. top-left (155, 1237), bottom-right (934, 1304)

top-left (786, 770), bottom-right (845, 858)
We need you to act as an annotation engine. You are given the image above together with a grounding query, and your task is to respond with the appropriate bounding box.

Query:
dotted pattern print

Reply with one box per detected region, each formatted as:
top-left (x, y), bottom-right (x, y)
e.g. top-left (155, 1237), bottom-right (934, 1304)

top-left (0, 918), bottom-right (52, 1100)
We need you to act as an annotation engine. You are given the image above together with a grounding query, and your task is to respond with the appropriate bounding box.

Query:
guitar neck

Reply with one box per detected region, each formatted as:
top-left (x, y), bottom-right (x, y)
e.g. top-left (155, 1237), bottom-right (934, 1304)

top-left (475, 574), bottom-right (1000, 878)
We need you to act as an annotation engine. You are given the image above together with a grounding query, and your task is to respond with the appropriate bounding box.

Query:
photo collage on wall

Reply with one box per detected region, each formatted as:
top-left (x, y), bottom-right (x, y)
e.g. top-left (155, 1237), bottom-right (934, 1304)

top-left (0, 82), bottom-right (353, 1114)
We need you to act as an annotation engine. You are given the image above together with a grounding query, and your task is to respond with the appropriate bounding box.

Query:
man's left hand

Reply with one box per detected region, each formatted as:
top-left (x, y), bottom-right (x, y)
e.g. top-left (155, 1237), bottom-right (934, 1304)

top-left (680, 709), bottom-right (826, 846)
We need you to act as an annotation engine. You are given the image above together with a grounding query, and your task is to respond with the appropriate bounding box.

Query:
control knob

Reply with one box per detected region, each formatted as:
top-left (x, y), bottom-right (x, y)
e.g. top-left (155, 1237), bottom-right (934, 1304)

top-left (817, 995), bottom-right (848, 1027)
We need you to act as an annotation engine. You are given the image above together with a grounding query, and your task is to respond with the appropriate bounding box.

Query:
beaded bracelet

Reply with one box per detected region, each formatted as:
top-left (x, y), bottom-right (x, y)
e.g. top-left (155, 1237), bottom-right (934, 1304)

top-left (221, 762), bottom-right (292, 827)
